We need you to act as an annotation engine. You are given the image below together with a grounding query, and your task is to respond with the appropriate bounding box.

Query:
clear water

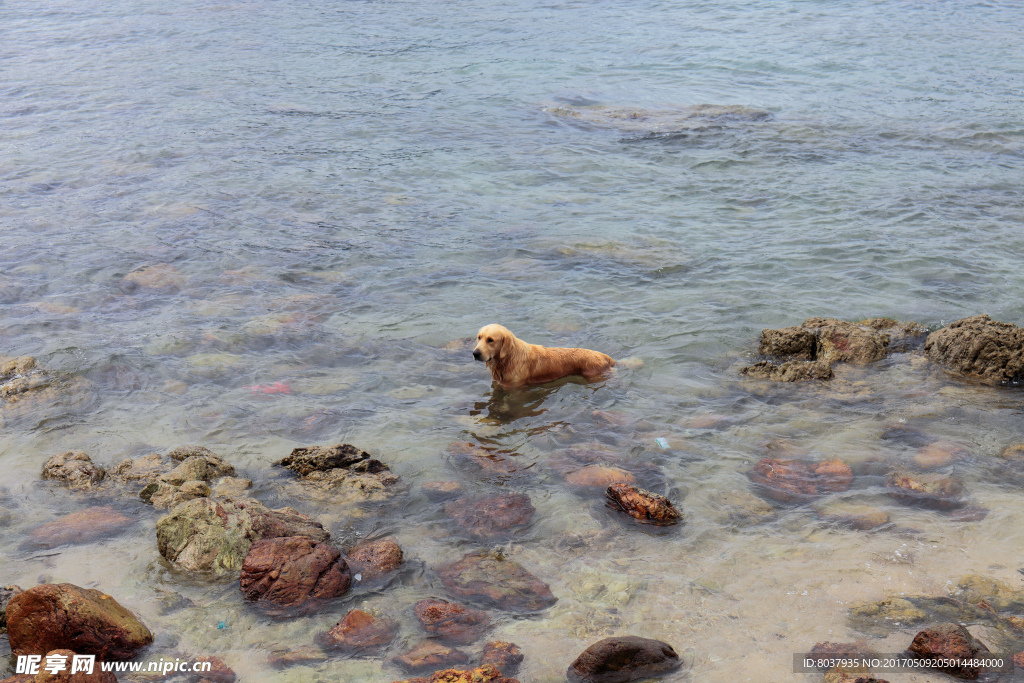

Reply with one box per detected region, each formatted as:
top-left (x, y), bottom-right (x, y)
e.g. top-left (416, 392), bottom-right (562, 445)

top-left (2, 0), bottom-right (1024, 680)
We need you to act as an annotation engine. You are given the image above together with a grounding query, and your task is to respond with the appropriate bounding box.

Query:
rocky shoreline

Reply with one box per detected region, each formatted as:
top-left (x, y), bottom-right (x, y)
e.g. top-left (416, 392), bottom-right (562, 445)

top-left (3, 313), bottom-right (1023, 681)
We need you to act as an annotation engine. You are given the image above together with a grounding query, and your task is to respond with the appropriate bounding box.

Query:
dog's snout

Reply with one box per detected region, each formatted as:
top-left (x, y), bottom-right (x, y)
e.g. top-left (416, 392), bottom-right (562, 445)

top-left (472, 349), bottom-right (483, 361)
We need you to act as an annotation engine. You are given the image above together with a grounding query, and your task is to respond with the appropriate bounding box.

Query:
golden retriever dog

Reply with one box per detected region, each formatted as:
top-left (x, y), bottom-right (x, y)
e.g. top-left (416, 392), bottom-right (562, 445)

top-left (472, 324), bottom-right (615, 388)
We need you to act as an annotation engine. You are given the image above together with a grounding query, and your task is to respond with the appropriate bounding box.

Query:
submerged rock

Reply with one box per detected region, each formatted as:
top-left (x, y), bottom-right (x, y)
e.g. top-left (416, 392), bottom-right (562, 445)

top-left (445, 493), bottom-right (535, 539)
top-left (741, 359), bottom-right (834, 382)
top-left (390, 664), bottom-right (516, 683)
top-left (710, 489), bottom-right (777, 526)
top-left (414, 599), bottom-right (491, 645)
top-left (545, 102), bottom-right (771, 134)
top-left (27, 506), bottom-right (135, 548)
top-left (913, 440), bottom-right (970, 470)
top-left (439, 552), bottom-right (557, 612)
top-left (481, 641), bottom-right (524, 676)
top-left (924, 315), bottom-right (1024, 386)
top-left (318, 608), bottom-right (398, 653)
top-left (120, 264), bottom-right (186, 292)
top-left (953, 574), bottom-right (1024, 612)
top-left (885, 470), bottom-right (964, 509)
top-left (155, 497), bottom-right (329, 572)
top-left (748, 458), bottom-right (853, 504)
top-left (741, 318), bottom-right (927, 381)
top-left (239, 536), bottom-right (351, 614)
top-left (345, 537), bottom-right (404, 581)
top-left (5, 583), bottom-right (153, 659)
top-left (566, 636), bottom-right (681, 683)
top-left (422, 480), bottom-right (464, 501)
top-left (605, 484), bottom-right (681, 526)
top-left (41, 452), bottom-right (106, 489)
top-left (565, 465), bottom-right (636, 489)
top-left (392, 640), bottom-right (470, 673)
top-left (267, 645), bottom-right (329, 669)
top-left (448, 441), bottom-right (530, 479)
top-left (908, 623), bottom-right (990, 679)
top-left (814, 502), bottom-right (889, 530)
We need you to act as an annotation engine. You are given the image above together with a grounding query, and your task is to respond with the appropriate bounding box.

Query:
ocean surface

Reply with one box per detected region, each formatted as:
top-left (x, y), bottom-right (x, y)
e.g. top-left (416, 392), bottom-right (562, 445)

top-left (2, 0), bottom-right (1023, 680)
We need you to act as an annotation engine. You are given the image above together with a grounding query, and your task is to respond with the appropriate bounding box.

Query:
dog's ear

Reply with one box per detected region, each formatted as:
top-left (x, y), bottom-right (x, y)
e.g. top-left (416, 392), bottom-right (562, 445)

top-left (492, 329), bottom-right (506, 358)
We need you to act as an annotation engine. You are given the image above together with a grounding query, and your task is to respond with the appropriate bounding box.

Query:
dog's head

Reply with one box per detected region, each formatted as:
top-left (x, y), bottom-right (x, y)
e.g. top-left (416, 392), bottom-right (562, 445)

top-left (473, 324), bottom-right (513, 363)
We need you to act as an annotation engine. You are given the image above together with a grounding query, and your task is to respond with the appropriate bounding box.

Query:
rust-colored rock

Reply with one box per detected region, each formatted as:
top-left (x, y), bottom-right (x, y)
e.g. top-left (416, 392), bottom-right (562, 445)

top-left (565, 465), bottom-right (636, 489)
top-left (814, 459), bottom-right (854, 493)
top-left (318, 608), bottom-right (398, 652)
top-left (414, 599), bottom-right (490, 645)
top-left (239, 536), bottom-right (350, 614)
top-left (392, 640), bottom-right (469, 673)
top-left (605, 484), bottom-right (681, 526)
top-left (439, 552), bottom-right (556, 612)
top-left (390, 664), bottom-right (517, 683)
top-left (907, 623), bottom-right (990, 679)
top-left (194, 656), bottom-right (236, 683)
top-left (5, 583), bottom-right (152, 659)
top-left (41, 452), bottom-right (105, 489)
top-left (481, 641), bottom-right (523, 676)
top-left (567, 636), bottom-right (681, 682)
top-left (1, 584), bottom-right (24, 633)
top-left (749, 458), bottom-right (853, 504)
top-left (345, 537), bottom-right (403, 581)
top-left (27, 507), bottom-right (134, 549)
top-left (924, 315), bottom-right (1024, 387)
top-left (445, 493), bottom-right (534, 539)
top-left (886, 471), bottom-right (964, 509)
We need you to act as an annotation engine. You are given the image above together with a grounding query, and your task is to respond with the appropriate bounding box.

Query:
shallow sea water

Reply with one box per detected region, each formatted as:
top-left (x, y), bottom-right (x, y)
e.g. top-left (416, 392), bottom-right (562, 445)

top-left (2, 0), bottom-right (1024, 680)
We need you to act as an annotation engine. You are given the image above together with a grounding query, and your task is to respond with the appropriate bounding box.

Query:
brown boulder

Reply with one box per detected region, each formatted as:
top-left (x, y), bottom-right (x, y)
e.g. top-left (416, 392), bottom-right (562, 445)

top-left (924, 315), bottom-right (1024, 387)
top-left (41, 452), bottom-right (105, 489)
top-left (907, 623), bottom-right (990, 679)
top-left (605, 484), bottom-right (681, 526)
top-left (481, 641), bottom-right (523, 676)
top-left (439, 552), bottom-right (556, 612)
top-left (318, 608), bottom-right (398, 652)
top-left (345, 537), bottom-right (404, 581)
top-left (567, 636), bottom-right (681, 683)
top-left (445, 493), bottom-right (535, 539)
top-left (27, 507), bottom-right (134, 549)
top-left (111, 453), bottom-right (171, 483)
top-left (392, 641), bottom-right (469, 673)
top-left (886, 471), bottom-right (964, 509)
top-left (5, 583), bottom-right (152, 659)
top-left (239, 537), bottom-right (351, 614)
top-left (414, 599), bottom-right (490, 645)
top-left (814, 459), bottom-right (854, 492)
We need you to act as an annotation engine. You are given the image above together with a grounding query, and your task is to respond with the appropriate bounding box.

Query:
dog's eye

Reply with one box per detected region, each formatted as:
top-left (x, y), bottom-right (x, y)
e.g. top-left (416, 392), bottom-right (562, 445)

top-left (486, 338), bottom-right (493, 343)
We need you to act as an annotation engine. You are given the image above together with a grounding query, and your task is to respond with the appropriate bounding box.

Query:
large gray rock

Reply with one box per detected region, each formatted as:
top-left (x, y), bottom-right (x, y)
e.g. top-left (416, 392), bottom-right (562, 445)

top-left (155, 497), bottom-right (329, 572)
